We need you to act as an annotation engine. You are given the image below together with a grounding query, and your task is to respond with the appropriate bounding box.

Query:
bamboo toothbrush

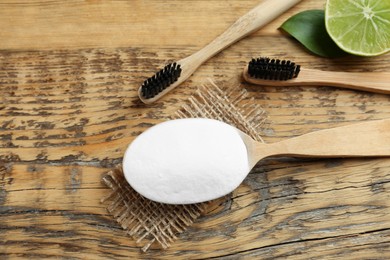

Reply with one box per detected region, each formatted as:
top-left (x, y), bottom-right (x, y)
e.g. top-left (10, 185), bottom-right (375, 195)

top-left (138, 0), bottom-right (302, 104)
top-left (243, 57), bottom-right (390, 94)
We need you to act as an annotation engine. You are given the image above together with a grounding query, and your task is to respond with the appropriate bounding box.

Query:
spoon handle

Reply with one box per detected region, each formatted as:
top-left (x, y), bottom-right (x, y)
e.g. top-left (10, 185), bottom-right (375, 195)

top-left (265, 119), bottom-right (390, 158)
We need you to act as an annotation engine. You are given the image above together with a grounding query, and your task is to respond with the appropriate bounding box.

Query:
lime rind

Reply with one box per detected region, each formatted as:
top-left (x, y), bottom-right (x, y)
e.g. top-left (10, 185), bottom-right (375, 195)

top-left (325, 0), bottom-right (390, 56)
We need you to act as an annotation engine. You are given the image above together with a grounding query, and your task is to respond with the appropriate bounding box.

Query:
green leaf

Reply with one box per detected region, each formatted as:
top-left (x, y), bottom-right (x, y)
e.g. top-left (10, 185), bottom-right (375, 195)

top-left (280, 9), bottom-right (346, 58)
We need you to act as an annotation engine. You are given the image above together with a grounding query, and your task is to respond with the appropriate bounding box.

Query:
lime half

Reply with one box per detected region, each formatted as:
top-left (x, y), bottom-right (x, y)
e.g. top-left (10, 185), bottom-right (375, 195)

top-left (325, 0), bottom-right (390, 56)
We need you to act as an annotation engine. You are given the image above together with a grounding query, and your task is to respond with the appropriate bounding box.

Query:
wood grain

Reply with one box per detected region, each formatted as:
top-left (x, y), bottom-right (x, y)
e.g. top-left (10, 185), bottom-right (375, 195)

top-left (1, 0), bottom-right (390, 258)
top-left (0, 0), bottom-right (323, 50)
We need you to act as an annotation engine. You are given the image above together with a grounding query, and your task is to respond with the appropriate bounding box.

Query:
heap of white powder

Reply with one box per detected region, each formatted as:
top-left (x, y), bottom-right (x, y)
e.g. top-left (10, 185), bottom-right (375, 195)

top-left (122, 118), bottom-right (250, 204)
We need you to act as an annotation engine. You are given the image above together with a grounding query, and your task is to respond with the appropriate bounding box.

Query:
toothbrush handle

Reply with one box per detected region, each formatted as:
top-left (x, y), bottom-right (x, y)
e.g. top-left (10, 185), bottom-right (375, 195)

top-left (142, 0), bottom-right (301, 104)
top-left (299, 69), bottom-right (390, 94)
top-left (264, 119), bottom-right (390, 158)
top-left (184, 0), bottom-right (302, 66)
top-left (243, 66), bottom-right (390, 95)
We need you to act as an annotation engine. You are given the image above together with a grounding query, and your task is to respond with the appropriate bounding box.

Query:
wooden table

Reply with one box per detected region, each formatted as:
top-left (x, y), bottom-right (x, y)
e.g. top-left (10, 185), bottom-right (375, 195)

top-left (1, 0), bottom-right (389, 258)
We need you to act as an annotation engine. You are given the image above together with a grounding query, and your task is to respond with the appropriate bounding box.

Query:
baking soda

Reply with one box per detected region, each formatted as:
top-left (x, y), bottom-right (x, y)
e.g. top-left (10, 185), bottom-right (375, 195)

top-left (122, 118), bottom-right (250, 204)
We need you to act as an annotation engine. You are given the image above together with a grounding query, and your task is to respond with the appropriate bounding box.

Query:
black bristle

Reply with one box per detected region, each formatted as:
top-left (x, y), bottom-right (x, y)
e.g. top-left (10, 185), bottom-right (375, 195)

top-left (248, 57), bottom-right (300, 81)
top-left (140, 63), bottom-right (182, 99)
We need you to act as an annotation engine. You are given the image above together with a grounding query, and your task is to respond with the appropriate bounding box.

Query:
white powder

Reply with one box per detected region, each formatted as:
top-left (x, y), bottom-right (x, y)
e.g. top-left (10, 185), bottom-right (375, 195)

top-left (122, 118), bottom-right (250, 204)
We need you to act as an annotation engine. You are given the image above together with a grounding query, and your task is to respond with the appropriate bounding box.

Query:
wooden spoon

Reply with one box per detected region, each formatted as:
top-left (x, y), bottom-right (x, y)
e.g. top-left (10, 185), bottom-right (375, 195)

top-left (123, 118), bottom-right (390, 204)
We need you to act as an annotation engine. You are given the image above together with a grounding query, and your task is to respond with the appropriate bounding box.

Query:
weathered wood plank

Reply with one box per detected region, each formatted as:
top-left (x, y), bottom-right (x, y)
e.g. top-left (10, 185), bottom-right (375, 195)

top-left (1, 43), bottom-right (390, 163)
top-left (0, 0), bottom-right (323, 50)
top-left (1, 159), bottom-right (389, 258)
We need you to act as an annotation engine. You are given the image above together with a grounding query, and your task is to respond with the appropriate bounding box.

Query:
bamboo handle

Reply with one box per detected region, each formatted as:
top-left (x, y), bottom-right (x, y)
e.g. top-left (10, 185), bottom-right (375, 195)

top-left (141, 0), bottom-right (301, 104)
top-left (243, 66), bottom-right (390, 94)
top-left (262, 119), bottom-right (390, 158)
top-left (298, 69), bottom-right (390, 94)
top-left (183, 0), bottom-right (302, 66)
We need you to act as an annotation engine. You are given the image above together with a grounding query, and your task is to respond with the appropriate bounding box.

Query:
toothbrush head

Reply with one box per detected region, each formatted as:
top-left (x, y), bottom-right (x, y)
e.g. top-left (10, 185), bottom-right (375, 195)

top-left (248, 57), bottom-right (301, 81)
top-left (139, 62), bottom-right (182, 101)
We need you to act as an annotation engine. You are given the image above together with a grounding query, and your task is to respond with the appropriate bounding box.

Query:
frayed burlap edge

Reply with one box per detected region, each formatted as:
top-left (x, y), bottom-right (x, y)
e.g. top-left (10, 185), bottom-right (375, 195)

top-left (101, 79), bottom-right (267, 252)
top-left (101, 169), bottom-right (208, 252)
top-left (173, 78), bottom-right (266, 143)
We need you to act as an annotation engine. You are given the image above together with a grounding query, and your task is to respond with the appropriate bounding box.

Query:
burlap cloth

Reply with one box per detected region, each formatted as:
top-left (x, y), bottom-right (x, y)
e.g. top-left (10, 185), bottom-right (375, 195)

top-left (101, 79), bottom-right (267, 252)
